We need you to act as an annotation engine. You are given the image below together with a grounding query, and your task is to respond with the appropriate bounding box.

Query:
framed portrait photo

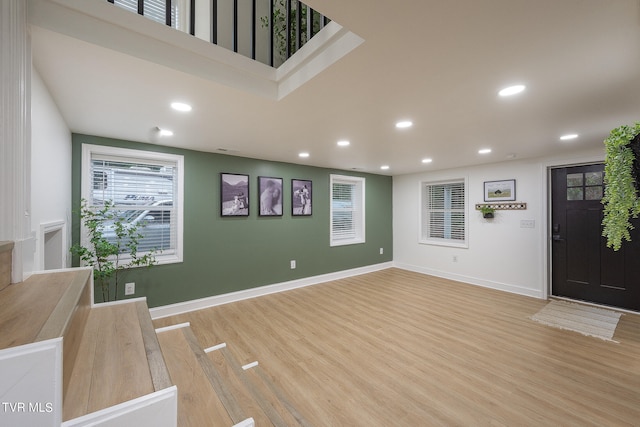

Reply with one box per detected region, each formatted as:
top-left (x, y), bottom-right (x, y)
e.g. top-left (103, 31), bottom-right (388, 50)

top-left (258, 176), bottom-right (283, 216)
top-left (484, 179), bottom-right (516, 202)
top-left (292, 179), bottom-right (312, 216)
top-left (221, 173), bottom-right (249, 216)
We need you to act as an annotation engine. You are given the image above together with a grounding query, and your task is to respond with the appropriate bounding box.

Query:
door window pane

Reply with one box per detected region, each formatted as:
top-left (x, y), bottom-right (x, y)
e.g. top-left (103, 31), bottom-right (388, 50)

top-left (586, 186), bottom-right (603, 200)
top-left (567, 187), bottom-right (584, 200)
top-left (585, 171), bottom-right (602, 186)
top-left (567, 173), bottom-right (583, 187)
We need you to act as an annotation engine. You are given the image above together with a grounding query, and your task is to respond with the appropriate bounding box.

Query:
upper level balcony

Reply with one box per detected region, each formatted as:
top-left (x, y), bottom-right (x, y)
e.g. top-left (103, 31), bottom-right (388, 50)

top-left (108, 0), bottom-right (331, 68)
top-left (29, 0), bottom-right (364, 99)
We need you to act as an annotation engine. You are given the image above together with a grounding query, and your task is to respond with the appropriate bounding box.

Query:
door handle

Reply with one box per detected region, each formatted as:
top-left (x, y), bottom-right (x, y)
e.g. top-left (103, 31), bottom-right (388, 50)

top-left (552, 234), bottom-right (564, 242)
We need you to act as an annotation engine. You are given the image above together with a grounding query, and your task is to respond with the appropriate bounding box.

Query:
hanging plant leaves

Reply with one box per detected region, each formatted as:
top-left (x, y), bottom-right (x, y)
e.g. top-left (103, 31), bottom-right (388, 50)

top-left (629, 132), bottom-right (640, 192)
top-left (601, 122), bottom-right (640, 251)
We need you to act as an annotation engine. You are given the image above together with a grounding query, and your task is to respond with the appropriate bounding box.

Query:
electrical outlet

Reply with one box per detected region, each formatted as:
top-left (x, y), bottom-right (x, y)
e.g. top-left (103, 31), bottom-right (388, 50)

top-left (290, 260), bottom-right (296, 269)
top-left (380, 248), bottom-right (384, 255)
top-left (452, 255), bottom-right (458, 263)
top-left (125, 282), bottom-right (135, 295)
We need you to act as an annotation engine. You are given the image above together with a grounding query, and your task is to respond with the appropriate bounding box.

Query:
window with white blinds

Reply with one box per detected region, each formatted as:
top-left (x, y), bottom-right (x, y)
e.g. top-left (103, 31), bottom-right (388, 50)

top-left (420, 179), bottom-right (467, 247)
top-left (114, 0), bottom-right (187, 31)
top-left (81, 144), bottom-right (184, 264)
top-left (330, 174), bottom-right (365, 246)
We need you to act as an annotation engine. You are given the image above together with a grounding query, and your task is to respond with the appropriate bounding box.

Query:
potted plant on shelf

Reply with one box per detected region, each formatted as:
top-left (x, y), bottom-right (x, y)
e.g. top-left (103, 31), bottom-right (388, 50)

top-left (602, 122), bottom-right (640, 251)
top-left (479, 205), bottom-right (495, 219)
top-left (71, 199), bottom-right (157, 302)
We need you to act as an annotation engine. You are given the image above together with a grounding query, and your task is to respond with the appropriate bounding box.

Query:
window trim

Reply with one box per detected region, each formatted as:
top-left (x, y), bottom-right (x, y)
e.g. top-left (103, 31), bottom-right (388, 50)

top-left (81, 143), bottom-right (184, 265)
top-left (419, 178), bottom-right (468, 248)
top-left (330, 174), bottom-right (366, 247)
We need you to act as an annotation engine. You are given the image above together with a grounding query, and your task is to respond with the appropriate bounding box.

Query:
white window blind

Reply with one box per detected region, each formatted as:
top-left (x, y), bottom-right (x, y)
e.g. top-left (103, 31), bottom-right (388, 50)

top-left (330, 174), bottom-right (365, 246)
top-left (114, 0), bottom-right (186, 31)
top-left (82, 144), bottom-right (184, 264)
top-left (420, 179), bottom-right (467, 247)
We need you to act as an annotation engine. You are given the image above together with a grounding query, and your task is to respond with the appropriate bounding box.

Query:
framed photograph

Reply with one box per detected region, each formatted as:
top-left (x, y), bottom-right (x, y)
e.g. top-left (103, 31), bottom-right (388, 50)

top-left (292, 179), bottom-right (312, 216)
top-left (221, 173), bottom-right (249, 216)
top-left (484, 179), bottom-right (516, 202)
top-left (258, 176), bottom-right (283, 216)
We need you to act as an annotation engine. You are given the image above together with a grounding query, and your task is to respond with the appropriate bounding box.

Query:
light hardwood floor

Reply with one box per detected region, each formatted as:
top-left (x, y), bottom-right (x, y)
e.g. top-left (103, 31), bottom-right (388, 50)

top-left (64, 302), bottom-right (155, 420)
top-left (154, 268), bottom-right (640, 426)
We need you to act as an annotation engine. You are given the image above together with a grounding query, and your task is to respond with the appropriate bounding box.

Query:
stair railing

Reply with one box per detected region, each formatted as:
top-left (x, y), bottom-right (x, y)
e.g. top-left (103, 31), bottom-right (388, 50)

top-left (106, 0), bottom-right (330, 68)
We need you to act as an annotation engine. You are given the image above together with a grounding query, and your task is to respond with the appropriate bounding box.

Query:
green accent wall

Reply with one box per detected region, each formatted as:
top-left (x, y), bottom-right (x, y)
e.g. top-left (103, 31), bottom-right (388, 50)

top-left (72, 134), bottom-right (393, 308)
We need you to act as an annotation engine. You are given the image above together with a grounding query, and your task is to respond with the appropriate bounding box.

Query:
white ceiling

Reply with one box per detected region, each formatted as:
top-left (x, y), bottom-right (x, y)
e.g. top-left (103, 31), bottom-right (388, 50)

top-left (30, 0), bottom-right (640, 175)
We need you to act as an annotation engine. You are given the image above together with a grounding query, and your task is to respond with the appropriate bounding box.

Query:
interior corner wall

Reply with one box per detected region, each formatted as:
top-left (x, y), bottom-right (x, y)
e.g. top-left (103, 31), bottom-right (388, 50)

top-left (31, 68), bottom-right (72, 270)
top-left (392, 148), bottom-right (604, 299)
top-left (71, 134), bottom-right (393, 308)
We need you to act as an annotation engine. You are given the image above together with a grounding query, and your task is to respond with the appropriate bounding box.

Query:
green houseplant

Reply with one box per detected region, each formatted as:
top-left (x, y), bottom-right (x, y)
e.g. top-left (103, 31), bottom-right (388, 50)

top-left (601, 122), bottom-right (640, 251)
top-left (260, 0), bottom-right (323, 65)
top-left (71, 199), bottom-right (157, 302)
top-left (479, 205), bottom-right (495, 219)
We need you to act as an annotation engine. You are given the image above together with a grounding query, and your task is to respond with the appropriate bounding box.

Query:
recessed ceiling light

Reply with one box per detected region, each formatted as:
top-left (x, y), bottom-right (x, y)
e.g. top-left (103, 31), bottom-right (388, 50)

top-left (299, 152), bottom-right (310, 158)
top-left (171, 102), bottom-right (192, 112)
top-left (422, 158), bottom-right (433, 164)
top-left (380, 165), bottom-right (390, 170)
top-left (478, 148), bottom-right (492, 154)
top-left (560, 134), bottom-right (578, 141)
top-left (498, 85), bottom-right (526, 97)
top-left (158, 128), bottom-right (173, 137)
top-left (337, 140), bottom-right (350, 147)
top-left (396, 121), bottom-right (413, 129)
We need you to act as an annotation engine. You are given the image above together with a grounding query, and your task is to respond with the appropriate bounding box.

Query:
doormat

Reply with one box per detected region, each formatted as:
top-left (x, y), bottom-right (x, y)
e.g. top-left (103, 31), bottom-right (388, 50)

top-left (530, 300), bottom-right (622, 342)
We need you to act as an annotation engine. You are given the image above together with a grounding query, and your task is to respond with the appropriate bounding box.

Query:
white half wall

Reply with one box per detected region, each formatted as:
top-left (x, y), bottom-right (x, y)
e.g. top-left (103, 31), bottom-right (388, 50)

top-left (393, 148), bottom-right (604, 299)
top-left (31, 67), bottom-right (72, 270)
top-left (0, 338), bottom-right (63, 427)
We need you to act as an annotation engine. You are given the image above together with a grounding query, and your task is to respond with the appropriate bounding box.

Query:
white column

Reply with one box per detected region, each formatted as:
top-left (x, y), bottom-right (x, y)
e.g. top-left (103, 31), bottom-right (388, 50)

top-left (1, 0), bottom-right (35, 282)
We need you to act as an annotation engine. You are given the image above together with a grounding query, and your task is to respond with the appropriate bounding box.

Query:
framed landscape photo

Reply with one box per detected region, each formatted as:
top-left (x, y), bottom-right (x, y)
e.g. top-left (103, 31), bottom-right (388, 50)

top-left (221, 173), bottom-right (249, 216)
top-left (258, 176), bottom-right (283, 216)
top-left (484, 179), bottom-right (516, 202)
top-left (292, 179), bottom-right (312, 216)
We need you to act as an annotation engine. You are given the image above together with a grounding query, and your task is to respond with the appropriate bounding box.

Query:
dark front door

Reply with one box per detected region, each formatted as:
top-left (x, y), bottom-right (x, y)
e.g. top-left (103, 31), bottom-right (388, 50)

top-left (551, 164), bottom-right (640, 311)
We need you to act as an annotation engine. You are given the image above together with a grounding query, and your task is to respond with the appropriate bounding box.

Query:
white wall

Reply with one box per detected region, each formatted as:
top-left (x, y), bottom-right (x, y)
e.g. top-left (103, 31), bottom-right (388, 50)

top-left (31, 68), bottom-right (72, 270)
top-left (393, 148), bottom-right (604, 299)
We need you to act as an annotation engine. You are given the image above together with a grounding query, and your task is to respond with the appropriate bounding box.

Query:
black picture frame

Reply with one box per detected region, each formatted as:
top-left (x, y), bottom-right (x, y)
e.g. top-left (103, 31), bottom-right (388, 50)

top-left (484, 179), bottom-right (516, 202)
top-left (221, 173), bottom-right (249, 216)
top-left (258, 176), bottom-right (283, 216)
top-left (292, 179), bottom-right (312, 216)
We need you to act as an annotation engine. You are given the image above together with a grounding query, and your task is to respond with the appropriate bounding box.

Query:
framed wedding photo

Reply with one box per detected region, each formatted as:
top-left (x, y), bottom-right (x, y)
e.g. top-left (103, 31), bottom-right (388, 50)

top-left (292, 179), bottom-right (312, 216)
top-left (220, 173), bottom-right (249, 216)
top-left (258, 176), bottom-right (283, 216)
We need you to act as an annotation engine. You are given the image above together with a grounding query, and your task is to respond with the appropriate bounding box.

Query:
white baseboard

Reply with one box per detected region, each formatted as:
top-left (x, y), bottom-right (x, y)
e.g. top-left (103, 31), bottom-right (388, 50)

top-left (149, 262), bottom-right (394, 319)
top-left (393, 262), bottom-right (544, 299)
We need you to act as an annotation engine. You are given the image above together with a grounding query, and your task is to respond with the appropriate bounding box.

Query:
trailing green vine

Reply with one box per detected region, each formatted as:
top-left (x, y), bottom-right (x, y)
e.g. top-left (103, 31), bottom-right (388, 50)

top-left (601, 122), bottom-right (640, 251)
top-left (260, 0), bottom-right (323, 65)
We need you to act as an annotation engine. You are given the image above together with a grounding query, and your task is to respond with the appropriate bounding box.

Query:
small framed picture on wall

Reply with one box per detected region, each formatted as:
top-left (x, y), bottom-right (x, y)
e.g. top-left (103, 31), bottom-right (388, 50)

top-left (221, 173), bottom-right (249, 216)
top-left (259, 176), bottom-right (283, 216)
top-left (292, 179), bottom-right (312, 216)
top-left (484, 179), bottom-right (516, 202)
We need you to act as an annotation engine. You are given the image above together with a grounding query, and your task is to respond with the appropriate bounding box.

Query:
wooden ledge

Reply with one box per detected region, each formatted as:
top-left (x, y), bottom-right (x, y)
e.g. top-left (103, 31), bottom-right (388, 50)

top-left (134, 300), bottom-right (173, 391)
top-left (63, 300), bottom-right (156, 421)
top-left (0, 269), bottom-right (90, 350)
top-left (157, 326), bottom-right (234, 426)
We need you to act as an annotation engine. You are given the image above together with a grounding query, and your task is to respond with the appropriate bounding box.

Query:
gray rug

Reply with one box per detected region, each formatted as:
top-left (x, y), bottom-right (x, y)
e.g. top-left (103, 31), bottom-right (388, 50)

top-left (531, 300), bottom-right (622, 342)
